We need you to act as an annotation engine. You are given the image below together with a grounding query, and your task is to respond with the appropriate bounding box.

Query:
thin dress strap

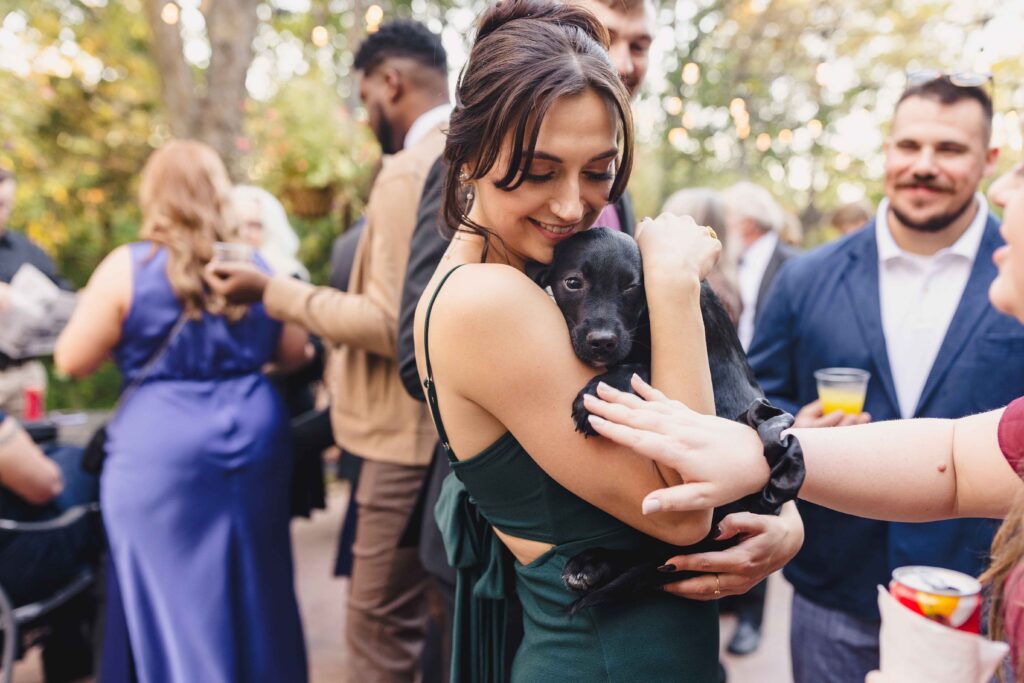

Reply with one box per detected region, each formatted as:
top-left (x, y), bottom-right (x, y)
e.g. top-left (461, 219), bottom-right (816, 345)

top-left (423, 265), bottom-right (465, 462)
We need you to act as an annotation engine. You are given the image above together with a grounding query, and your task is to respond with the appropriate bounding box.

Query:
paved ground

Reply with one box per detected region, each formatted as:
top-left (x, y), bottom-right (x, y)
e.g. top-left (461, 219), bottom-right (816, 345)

top-left (13, 481), bottom-right (794, 682)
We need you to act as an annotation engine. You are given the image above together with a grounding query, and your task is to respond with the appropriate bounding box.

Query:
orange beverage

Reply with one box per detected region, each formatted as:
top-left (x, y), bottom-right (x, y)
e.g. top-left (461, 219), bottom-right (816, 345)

top-left (814, 368), bottom-right (870, 415)
top-left (818, 386), bottom-right (866, 415)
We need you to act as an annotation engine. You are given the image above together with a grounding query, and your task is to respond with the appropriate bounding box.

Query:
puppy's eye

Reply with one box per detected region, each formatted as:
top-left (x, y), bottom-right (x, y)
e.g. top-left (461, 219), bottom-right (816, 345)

top-left (564, 276), bottom-right (584, 290)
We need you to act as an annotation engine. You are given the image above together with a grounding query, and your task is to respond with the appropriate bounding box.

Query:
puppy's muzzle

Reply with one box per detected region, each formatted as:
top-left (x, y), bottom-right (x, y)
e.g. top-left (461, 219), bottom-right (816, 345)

top-left (573, 323), bottom-right (630, 368)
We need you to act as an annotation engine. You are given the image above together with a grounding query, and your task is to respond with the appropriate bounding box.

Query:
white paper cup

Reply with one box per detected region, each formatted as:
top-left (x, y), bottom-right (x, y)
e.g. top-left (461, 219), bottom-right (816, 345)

top-left (211, 242), bottom-right (254, 263)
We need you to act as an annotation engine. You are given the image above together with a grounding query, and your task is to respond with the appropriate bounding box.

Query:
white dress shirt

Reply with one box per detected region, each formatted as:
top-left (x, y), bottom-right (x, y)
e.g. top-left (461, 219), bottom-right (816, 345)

top-left (737, 231), bottom-right (779, 350)
top-left (403, 104), bottom-right (453, 150)
top-left (877, 193), bottom-right (989, 418)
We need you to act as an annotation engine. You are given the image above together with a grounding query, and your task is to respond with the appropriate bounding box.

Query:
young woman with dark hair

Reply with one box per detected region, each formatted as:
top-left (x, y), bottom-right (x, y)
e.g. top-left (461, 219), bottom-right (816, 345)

top-left (414, 0), bottom-right (723, 679)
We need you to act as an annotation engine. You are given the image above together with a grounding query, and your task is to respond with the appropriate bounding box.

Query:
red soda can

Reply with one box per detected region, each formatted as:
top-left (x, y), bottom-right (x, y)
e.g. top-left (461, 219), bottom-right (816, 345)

top-left (890, 565), bottom-right (982, 633)
top-left (23, 385), bottom-right (44, 422)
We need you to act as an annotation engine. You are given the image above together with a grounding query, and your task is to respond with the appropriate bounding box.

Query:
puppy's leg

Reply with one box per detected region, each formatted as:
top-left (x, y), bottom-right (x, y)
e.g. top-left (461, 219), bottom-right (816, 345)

top-left (571, 363), bottom-right (650, 436)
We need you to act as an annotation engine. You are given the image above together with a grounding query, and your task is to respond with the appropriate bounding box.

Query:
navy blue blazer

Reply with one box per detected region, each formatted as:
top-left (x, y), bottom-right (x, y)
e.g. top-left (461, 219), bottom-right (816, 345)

top-left (748, 213), bottom-right (1022, 622)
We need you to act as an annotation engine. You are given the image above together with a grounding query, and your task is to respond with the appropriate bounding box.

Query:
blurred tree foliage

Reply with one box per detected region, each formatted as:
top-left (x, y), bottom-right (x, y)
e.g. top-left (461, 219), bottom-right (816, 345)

top-left (0, 0), bottom-right (1021, 408)
top-left (635, 0), bottom-right (1023, 241)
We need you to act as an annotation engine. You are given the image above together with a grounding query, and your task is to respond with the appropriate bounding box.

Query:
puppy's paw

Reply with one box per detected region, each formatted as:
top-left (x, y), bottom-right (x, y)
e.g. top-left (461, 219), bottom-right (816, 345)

top-left (561, 548), bottom-right (618, 593)
top-left (572, 364), bottom-right (651, 436)
top-left (572, 386), bottom-right (599, 436)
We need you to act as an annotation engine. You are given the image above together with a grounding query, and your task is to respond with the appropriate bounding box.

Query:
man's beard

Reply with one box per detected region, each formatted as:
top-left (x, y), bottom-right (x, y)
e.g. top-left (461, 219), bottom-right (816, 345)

top-left (374, 106), bottom-right (398, 155)
top-left (891, 193), bottom-right (976, 234)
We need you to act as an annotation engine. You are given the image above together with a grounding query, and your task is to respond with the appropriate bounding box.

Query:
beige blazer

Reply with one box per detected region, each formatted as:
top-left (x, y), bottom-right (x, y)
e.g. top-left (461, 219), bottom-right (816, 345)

top-left (264, 123), bottom-right (446, 466)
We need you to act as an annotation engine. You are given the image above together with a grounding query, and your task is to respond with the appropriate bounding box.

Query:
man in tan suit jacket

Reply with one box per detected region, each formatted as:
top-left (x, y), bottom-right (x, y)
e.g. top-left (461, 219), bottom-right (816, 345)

top-left (208, 21), bottom-right (450, 682)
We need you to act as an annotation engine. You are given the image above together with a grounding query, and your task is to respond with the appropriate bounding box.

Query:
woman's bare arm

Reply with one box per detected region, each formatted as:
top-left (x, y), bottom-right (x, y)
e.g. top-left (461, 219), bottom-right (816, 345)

top-left (583, 378), bottom-right (1022, 522)
top-left (0, 416), bottom-right (63, 505)
top-left (54, 246), bottom-right (131, 378)
top-left (795, 409), bottom-right (1020, 521)
top-left (638, 216), bottom-right (718, 495)
top-left (430, 266), bottom-right (713, 547)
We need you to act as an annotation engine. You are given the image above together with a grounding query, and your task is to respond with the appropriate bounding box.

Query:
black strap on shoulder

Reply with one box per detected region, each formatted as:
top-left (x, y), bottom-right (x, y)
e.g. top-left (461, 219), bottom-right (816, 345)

top-left (423, 265), bottom-right (465, 460)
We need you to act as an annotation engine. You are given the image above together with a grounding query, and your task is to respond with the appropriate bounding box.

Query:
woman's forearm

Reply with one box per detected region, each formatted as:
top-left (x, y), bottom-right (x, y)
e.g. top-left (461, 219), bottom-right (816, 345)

top-left (794, 409), bottom-right (1020, 521)
top-left (647, 276), bottom-right (715, 414)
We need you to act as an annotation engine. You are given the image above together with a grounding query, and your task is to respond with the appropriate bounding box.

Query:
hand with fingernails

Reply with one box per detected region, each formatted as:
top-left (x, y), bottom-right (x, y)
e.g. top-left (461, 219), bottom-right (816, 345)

top-left (582, 374), bottom-right (770, 514)
top-left (583, 376), bottom-right (804, 599)
top-left (634, 213), bottom-right (721, 284)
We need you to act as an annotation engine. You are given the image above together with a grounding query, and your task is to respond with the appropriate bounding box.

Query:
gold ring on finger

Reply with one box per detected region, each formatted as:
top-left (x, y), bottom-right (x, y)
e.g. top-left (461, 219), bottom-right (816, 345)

top-left (713, 573), bottom-right (721, 597)
top-left (707, 227), bottom-right (718, 241)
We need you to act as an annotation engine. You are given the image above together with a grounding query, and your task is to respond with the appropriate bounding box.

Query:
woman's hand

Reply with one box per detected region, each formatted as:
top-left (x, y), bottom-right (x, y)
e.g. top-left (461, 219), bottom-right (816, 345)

top-left (635, 213), bottom-right (721, 282)
top-left (659, 503), bottom-right (804, 599)
top-left (583, 374), bottom-right (769, 513)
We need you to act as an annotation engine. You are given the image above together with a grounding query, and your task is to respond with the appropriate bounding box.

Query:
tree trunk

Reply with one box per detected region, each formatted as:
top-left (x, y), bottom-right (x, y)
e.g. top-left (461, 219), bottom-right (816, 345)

top-left (197, 0), bottom-right (259, 176)
top-left (143, 0), bottom-right (197, 136)
top-left (142, 0), bottom-right (259, 178)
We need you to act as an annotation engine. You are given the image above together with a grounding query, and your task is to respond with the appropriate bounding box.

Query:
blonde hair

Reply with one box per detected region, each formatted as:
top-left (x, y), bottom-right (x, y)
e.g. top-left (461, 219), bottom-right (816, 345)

top-left (982, 491), bottom-right (1024, 681)
top-left (138, 140), bottom-right (246, 322)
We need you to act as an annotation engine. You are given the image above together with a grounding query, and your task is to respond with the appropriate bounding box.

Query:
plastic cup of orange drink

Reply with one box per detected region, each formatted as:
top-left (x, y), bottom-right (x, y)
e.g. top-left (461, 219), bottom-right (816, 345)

top-left (814, 368), bottom-right (871, 415)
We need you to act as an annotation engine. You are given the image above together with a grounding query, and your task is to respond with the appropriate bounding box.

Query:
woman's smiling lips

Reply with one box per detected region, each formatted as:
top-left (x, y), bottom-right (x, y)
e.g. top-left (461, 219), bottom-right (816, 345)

top-left (529, 217), bottom-right (579, 241)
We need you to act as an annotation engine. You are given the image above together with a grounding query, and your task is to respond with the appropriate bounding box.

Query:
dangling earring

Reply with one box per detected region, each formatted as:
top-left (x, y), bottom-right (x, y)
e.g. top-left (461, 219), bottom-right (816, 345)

top-left (459, 170), bottom-right (474, 206)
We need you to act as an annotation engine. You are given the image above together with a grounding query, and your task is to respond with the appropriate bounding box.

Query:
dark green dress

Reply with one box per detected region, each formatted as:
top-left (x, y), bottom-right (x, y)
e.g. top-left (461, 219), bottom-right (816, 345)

top-left (425, 266), bottom-right (719, 682)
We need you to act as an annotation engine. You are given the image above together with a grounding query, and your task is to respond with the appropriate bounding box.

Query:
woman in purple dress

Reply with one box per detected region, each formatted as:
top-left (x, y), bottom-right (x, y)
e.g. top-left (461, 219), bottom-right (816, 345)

top-left (55, 140), bottom-right (309, 682)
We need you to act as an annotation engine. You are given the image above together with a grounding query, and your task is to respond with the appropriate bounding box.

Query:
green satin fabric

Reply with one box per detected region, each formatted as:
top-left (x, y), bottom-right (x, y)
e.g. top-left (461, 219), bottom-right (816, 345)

top-left (435, 472), bottom-right (511, 683)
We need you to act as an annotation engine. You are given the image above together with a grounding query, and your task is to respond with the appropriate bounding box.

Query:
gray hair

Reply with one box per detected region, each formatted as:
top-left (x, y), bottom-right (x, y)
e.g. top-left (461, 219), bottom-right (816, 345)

top-left (720, 181), bottom-right (786, 234)
top-left (231, 185), bottom-right (310, 281)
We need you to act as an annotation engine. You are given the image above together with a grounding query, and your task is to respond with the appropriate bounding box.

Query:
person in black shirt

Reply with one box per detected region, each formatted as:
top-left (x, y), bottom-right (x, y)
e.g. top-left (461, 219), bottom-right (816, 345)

top-left (0, 168), bottom-right (72, 415)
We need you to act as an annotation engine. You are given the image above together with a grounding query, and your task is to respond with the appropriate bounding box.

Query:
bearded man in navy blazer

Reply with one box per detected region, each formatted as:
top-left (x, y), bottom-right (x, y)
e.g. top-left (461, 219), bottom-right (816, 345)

top-left (749, 76), bottom-right (1012, 683)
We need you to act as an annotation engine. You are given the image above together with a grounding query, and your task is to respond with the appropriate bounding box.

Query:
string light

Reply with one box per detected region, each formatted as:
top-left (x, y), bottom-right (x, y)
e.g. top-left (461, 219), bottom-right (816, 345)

top-left (160, 2), bottom-right (180, 25)
top-left (311, 25), bottom-right (329, 47)
top-left (778, 128), bottom-right (794, 144)
top-left (756, 133), bottom-right (771, 151)
top-left (366, 5), bottom-right (384, 32)
top-left (668, 127), bottom-right (689, 149)
top-left (664, 97), bottom-right (683, 116)
top-left (808, 119), bottom-right (823, 137)
top-left (729, 97), bottom-right (746, 118)
top-left (682, 62), bottom-right (701, 85)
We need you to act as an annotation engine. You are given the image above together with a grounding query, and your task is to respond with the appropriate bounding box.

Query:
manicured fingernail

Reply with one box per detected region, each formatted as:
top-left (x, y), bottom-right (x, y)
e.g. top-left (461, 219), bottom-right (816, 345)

top-left (587, 414), bottom-right (606, 426)
top-left (657, 563), bottom-right (677, 573)
top-left (642, 498), bottom-right (661, 514)
top-left (632, 373), bottom-right (643, 383)
top-left (583, 393), bottom-right (597, 404)
top-left (597, 381), bottom-right (616, 393)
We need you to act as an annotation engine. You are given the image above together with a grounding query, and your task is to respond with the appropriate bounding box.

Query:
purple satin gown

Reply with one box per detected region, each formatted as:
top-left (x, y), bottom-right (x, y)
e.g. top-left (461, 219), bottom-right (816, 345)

top-left (102, 242), bottom-right (307, 682)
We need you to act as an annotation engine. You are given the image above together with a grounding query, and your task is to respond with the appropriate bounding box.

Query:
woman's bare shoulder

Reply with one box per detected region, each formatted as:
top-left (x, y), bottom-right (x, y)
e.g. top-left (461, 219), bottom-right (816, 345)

top-left (431, 263), bottom-right (554, 331)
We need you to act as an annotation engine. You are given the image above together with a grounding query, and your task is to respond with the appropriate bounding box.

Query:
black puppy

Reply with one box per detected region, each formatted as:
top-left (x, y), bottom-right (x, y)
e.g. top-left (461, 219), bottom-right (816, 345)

top-left (545, 227), bottom-right (766, 611)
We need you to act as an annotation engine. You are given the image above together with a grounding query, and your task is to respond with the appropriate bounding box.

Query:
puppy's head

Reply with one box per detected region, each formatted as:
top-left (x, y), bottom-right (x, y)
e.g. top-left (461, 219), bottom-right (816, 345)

top-left (547, 228), bottom-right (645, 368)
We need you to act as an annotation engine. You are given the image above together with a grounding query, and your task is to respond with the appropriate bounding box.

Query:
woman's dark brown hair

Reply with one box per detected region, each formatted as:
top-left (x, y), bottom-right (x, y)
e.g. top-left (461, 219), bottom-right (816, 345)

top-left (442, 0), bottom-right (635, 256)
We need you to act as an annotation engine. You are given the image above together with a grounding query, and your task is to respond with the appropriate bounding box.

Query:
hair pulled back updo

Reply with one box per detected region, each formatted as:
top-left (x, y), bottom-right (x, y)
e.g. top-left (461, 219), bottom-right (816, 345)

top-left (442, 0), bottom-right (635, 253)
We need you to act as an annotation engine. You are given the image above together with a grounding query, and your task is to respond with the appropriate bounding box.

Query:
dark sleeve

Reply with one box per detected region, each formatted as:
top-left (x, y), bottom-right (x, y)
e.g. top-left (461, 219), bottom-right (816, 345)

top-left (747, 262), bottom-right (801, 416)
top-left (998, 397), bottom-right (1024, 477)
top-left (24, 237), bottom-right (73, 291)
top-left (615, 191), bottom-right (636, 238)
top-left (328, 218), bottom-right (366, 292)
top-left (398, 157), bottom-right (449, 402)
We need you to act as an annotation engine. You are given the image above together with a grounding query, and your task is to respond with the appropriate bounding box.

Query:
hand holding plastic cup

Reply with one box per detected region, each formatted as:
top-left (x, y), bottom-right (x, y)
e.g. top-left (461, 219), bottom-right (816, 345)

top-left (814, 367), bottom-right (871, 415)
top-left (211, 241), bottom-right (254, 264)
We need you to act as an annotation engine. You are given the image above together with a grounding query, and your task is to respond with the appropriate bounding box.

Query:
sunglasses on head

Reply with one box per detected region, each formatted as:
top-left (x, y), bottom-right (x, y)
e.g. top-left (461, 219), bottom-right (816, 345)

top-left (906, 68), bottom-right (993, 90)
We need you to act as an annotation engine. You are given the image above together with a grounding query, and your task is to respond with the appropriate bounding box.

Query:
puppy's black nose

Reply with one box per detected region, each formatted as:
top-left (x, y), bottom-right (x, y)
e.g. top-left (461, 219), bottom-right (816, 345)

top-left (586, 330), bottom-right (618, 355)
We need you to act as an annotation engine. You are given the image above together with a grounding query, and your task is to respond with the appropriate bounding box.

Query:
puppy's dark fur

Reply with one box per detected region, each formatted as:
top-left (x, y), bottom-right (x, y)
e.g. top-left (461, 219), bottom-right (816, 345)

top-left (545, 228), bottom-right (765, 612)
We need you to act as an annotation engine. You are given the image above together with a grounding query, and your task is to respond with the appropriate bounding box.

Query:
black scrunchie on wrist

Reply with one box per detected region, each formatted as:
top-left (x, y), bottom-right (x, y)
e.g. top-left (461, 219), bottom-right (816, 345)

top-left (735, 397), bottom-right (806, 516)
